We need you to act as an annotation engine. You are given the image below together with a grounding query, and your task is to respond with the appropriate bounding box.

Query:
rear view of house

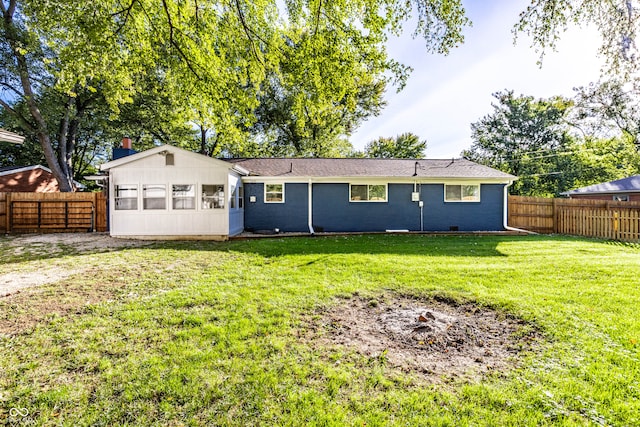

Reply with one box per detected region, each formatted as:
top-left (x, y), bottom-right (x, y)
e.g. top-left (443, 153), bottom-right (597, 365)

top-left (100, 145), bottom-right (516, 239)
top-left (232, 158), bottom-right (516, 234)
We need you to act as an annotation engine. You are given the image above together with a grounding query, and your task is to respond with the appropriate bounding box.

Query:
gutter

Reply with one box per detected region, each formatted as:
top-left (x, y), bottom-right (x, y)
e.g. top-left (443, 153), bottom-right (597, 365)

top-left (503, 182), bottom-right (536, 234)
top-left (308, 179), bottom-right (315, 235)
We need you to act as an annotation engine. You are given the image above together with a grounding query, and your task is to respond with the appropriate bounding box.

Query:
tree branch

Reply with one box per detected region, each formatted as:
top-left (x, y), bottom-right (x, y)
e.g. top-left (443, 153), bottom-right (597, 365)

top-left (233, 0), bottom-right (264, 65)
top-left (0, 97), bottom-right (36, 132)
top-left (161, 0), bottom-right (202, 79)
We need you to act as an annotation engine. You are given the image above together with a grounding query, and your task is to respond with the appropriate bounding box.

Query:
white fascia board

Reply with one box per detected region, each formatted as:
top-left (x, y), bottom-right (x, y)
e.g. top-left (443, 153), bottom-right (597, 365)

top-left (241, 175), bottom-right (515, 185)
top-left (0, 129), bottom-right (25, 144)
top-left (231, 164), bottom-right (250, 176)
top-left (0, 165), bottom-right (52, 177)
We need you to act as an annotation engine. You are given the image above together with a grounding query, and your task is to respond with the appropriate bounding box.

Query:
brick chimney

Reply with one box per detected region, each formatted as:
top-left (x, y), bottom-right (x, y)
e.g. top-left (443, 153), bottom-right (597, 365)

top-left (113, 137), bottom-right (137, 160)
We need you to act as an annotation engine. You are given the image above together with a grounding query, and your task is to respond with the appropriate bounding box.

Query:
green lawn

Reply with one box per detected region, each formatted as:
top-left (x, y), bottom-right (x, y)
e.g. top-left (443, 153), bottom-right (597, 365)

top-left (0, 234), bottom-right (638, 426)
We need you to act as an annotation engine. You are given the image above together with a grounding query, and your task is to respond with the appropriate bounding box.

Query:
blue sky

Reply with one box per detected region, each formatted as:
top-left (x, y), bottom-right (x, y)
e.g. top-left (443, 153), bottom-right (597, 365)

top-left (350, 0), bottom-right (605, 158)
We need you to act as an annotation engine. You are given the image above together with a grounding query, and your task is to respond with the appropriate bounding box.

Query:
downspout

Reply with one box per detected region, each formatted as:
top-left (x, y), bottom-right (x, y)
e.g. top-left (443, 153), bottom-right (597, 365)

top-left (308, 179), bottom-right (315, 235)
top-left (503, 182), bottom-right (535, 234)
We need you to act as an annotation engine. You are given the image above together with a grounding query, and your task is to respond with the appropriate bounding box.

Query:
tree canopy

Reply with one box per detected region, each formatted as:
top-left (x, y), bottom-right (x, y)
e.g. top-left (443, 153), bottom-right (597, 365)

top-left (463, 90), bottom-right (640, 197)
top-left (1, 0), bottom-right (470, 190)
top-left (362, 132), bottom-right (427, 158)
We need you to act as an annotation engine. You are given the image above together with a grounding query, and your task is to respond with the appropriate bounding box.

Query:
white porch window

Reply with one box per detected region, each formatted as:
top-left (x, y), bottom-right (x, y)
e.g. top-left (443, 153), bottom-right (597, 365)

top-left (172, 185), bottom-right (196, 210)
top-left (115, 185), bottom-right (138, 210)
top-left (143, 184), bottom-right (166, 210)
top-left (202, 185), bottom-right (225, 209)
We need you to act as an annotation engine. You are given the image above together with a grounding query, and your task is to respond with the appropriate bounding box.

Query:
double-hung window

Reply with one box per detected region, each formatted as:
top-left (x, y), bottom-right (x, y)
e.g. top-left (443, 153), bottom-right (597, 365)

top-left (350, 184), bottom-right (387, 202)
top-left (444, 184), bottom-right (480, 202)
top-left (265, 183), bottom-right (284, 203)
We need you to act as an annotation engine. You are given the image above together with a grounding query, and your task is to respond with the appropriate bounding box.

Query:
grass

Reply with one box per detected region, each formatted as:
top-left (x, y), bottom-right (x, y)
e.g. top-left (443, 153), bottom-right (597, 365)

top-left (0, 234), bottom-right (638, 426)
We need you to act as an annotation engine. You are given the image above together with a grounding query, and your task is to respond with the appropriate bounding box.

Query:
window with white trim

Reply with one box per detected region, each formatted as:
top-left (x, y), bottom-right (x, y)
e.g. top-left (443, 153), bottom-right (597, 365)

top-left (230, 185), bottom-right (237, 209)
top-left (613, 194), bottom-right (629, 202)
top-left (172, 184), bottom-right (196, 209)
top-left (445, 184), bottom-right (480, 202)
top-left (350, 184), bottom-right (387, 202)
top-left (238, 186), bottom-right (244, 208)
top-left (265, 183), bottom-right (284, 203)
top-left (143, 184), bottom-right (166, 209)
top-left (115, 185), bottom-right (138, 210)
top-left (202, 185), bottom-right (225, 209)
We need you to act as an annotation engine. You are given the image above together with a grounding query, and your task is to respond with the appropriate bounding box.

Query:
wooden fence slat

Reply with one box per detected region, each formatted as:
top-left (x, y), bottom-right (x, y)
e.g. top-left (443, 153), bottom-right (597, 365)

top-left (509, 195), bottom-right (640, 242)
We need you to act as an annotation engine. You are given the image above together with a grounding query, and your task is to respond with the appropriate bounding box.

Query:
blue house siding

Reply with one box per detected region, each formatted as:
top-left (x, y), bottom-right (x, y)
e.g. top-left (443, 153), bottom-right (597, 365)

top-left (312, 184), bottom-right (420, 232)
top-left (421, 184), bottom-right (505, 231)
top-left (244, 182), bottom-right (506, 233)
top-left (244, 183), bottom-right (308, 232)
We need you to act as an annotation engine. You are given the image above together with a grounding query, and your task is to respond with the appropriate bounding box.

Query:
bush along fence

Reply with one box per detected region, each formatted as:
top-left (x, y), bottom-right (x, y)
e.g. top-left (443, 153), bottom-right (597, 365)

top-left (508, 195), bottom-right (640, 242)
top-left (0, 192), bottom-right (107, 234)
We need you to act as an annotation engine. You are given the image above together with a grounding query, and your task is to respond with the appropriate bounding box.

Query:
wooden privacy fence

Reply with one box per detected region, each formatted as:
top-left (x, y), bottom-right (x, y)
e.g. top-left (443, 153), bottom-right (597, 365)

top-left (509, 195), bottom-right (640, 242)
top-left (0, 192), bottom-right (107, 233)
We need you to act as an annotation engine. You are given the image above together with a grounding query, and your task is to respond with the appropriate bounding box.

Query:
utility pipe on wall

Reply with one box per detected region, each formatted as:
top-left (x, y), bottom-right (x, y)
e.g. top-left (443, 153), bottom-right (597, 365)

top-left (308, 179), bottom-right (315, 235)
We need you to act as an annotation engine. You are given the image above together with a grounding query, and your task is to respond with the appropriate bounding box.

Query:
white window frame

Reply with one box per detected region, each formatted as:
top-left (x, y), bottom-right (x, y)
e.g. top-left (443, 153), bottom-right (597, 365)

top-left (444, 184), bottom-right (481, 202)
top-left (143, 184), bottom-right (167, 210)
top-left (265, 183), bottom-right (285, 203)
top-left (172, 184), bottom-right (196, 210)
top-left (202, 184), bottom-right (225, 209)
top-left (238, 186), bottom-right (244, 209)
top-left (349, 183), bottom-right (388, 202)
top-left (114, 184), bottom-right (138, 210)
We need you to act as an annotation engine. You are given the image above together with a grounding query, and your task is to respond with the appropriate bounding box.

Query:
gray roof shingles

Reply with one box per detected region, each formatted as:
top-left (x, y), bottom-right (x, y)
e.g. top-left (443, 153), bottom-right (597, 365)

top-left (565, 175), bottom-right (640, 194)
top-left (228, 158), bottom-right (515, 179)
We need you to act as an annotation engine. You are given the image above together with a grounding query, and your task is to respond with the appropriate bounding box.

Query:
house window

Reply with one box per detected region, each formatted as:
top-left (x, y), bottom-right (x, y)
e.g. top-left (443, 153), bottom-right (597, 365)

top-left (265, 183), bottom-right (284, 203)
top-left (143, 184), bottom-right (166, 209)
top-left (114, 185), bottom-right (138, 210)
top-left (172, 184), bottom-right (196, 209)
top-left (350, 184), bottom-right (387, 202)
top-left (238, 186), bottom-right (244, 208)
top-left (445, 184), bottom-right (480, 202)
top-left (613, 194), bottom-right (629, 202)
top-left (230, 186), bottom-right (236, 209)
top-left (202, 185), bottom-right (225, 209)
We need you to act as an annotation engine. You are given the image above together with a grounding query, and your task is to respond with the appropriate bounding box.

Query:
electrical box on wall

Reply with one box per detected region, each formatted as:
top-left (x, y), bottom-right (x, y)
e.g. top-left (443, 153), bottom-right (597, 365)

top-left (418, 201), bottom-right (424, 207)
top-left (411, 192), bottom-right (420, 202)
top-left (249, 196), bottom-right (256, 203)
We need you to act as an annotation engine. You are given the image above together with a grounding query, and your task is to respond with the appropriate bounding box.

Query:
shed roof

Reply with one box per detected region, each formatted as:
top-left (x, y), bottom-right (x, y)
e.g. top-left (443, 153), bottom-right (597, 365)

top-left (563, 175), bottom-right (640, 195)
top-left (228, 158), bottom-right (516, 180)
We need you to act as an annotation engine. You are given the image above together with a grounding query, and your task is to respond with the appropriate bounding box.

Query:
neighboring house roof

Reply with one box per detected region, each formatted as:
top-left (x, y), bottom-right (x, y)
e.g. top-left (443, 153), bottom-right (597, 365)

top-left (0, 165), bottom-right (85, 189)
top-left (0, 129), bottom-right (25, 144)
top-left (229, 158), bottom-right (516, 181)
top-left (0, 165), bottom-right (51, 177)
top-left (562, 175), bottom-right (640, 195)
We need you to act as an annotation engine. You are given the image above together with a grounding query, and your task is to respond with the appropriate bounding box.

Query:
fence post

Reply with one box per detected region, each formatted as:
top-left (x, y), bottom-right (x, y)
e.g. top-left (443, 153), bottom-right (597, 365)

top-left (5, 192), bottom-right (10, 233)
top-left (552, 198), bottom-right (558, 234)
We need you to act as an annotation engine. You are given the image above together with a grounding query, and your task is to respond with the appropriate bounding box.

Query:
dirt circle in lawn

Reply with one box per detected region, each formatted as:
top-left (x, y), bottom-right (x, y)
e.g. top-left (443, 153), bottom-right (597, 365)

top-left (314, 294), bottom-right (540, 381)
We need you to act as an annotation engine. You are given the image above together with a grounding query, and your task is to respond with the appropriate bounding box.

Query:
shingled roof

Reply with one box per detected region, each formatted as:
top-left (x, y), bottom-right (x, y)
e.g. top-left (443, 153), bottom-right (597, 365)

top-left (228, 158), bottom-right (516, 180)
top-left (563, 175), bottom-right (640, 195)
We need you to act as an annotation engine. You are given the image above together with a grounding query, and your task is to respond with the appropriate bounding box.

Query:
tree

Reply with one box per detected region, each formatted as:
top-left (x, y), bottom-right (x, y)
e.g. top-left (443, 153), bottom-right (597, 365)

top-left (1, 0), bottom-right (470, 190)
top-left (572, 79), bottom-right (640, 148)
top-left (463, 91), bottom-right (576, 196)
top-left (516, 0), bottom-right (640, 76)
top-left (364, 133), bottom-right (427, 158)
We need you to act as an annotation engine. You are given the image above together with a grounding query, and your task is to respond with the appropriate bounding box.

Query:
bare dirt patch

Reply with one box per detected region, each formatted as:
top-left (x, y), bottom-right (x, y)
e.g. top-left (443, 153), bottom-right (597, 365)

top-left (311, 294), bottom-right (540, 381)
top-left (0, 233), bottom-right (152, 297)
